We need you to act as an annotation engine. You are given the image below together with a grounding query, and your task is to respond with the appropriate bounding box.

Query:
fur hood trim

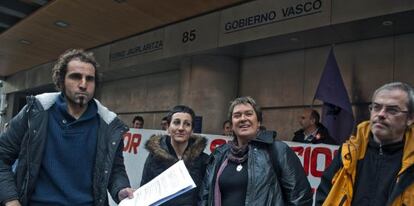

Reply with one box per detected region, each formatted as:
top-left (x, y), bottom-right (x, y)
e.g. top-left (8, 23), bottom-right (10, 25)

top-left (145, 134), bottom-right (207, 164)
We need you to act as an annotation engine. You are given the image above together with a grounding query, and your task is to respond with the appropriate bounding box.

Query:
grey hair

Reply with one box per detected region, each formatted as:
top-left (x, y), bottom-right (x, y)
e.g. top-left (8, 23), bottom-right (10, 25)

top-left (372, 82), bottom-right (414, 115)
top-left (228, 96), bottom-right (262, 122)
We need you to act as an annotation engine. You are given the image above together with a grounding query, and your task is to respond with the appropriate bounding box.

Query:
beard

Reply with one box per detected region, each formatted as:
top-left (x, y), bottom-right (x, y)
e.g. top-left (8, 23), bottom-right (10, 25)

top-left (65, 93), bottom-right (88, 107)
top-left (78, 96), bottom-right (85, 108)
top-left (63, 88), bottom-right (92, 108)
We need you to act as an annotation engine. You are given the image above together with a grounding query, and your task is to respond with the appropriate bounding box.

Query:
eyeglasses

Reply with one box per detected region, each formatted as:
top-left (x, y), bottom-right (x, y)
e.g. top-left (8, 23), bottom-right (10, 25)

top-left (368, 103), bottom-right (409, 116)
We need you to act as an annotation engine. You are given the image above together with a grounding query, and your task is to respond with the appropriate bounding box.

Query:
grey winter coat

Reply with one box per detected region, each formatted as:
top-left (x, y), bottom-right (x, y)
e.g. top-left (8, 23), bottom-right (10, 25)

top-left (0, 92), bottom-right (130, 206)
top-left (199, 131), bottom-right (313, 206)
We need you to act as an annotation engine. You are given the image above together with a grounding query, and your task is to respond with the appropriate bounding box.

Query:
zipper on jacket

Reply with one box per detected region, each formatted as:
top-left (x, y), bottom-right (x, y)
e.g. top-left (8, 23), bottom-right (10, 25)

top-left (379, 144), bottom-right (383, 155)
top-left (23, 96), bottom-right (35, 203)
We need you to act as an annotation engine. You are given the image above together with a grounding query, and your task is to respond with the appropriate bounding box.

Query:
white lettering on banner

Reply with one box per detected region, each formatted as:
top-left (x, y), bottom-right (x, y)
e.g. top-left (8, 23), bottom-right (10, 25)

top-left (110, 129), bottom-right (338, 205)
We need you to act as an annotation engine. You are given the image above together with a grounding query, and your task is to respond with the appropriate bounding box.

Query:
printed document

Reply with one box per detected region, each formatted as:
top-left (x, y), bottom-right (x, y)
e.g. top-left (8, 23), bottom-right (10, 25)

top-left (119, 160), bottom-right (196, 206)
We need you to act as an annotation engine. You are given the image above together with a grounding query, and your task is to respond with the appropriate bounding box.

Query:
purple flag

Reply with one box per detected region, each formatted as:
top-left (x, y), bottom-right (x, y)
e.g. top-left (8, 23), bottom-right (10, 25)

top-left (314, 48), bottom-right (354, 144)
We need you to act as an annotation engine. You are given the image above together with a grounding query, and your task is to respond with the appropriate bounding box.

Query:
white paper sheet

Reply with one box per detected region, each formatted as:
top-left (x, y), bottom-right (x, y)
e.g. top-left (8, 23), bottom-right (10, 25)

top-left (119, 160), bottom-right (196, 206)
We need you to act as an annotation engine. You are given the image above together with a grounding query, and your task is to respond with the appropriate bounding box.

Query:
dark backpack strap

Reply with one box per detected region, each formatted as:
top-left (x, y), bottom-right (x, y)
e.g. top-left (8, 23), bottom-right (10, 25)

top-left (264, 131), bottom-right (288, 202)
top-left (269, 140), bottom-right (281, 177)
top-left (257, 130), bottom-right (280, 176)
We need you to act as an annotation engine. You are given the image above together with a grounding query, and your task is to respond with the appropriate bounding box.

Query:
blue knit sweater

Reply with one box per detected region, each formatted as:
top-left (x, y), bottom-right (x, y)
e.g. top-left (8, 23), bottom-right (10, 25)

top-left (30, 94), bottom-right (98, 206)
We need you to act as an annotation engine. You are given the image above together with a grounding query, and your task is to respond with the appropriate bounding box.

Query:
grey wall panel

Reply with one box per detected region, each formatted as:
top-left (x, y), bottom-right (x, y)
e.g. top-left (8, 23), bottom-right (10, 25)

top-left (303, 46), bottom-right (332, 105)
top-left (179, 55), bottom-right (239, 133)
top-left (25, 63), bottom-right (53, 89)
top-left (262, 108), bottom-right (306, 141)
top-left (240, 50), bottom-right (305, 107)
top-left (341, 37), bottom-right (394, 103)
top-left (395, 33), bottom-right (414, 86)
top-left (90, 45), bottom-right (111, 72)
top-left (4, 75), bottom-right (26, 94)
top-left (4, 62), bottom-right (53, 94)
top-left (332, 0), bottom-right (414, 24)
top-left (98, 70), bottom-right (179, 119)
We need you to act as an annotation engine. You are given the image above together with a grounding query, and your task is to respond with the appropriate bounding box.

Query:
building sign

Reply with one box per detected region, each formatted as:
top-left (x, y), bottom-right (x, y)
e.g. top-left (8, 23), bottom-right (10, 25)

top-left (110, 40), bottom-right (163, 61)
top-left (219, 0), bottom-right (330, 46)
top-left (163, 12), bottom-right (220, 57)
top-left (109, 29), bottom-right (165, 69)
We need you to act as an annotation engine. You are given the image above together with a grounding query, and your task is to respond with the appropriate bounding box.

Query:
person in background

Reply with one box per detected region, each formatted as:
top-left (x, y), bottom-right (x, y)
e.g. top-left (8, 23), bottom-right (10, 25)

top-left (160, 116), bottom-right (168, 130)
top-left (132, 115), bottom-right (144, 129)
top-left (316, 82), bottom-right (414, 206)
top-left (292, 108), bottom-right (338, 145)
top-left (141, 105), bottom-right (209, 206)
top-left (0, 49), bottom-right (133, 206)
top-left (199, 96), bottom-right (312, 206)
top-left (222, 120), bottom-right (232, 136)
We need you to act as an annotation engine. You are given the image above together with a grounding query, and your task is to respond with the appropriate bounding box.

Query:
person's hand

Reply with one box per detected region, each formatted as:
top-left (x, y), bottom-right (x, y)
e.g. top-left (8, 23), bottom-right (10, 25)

top-left (118, 187), bottom-right (135, 201)
top-left (5, 200), bottom-right (21, 206)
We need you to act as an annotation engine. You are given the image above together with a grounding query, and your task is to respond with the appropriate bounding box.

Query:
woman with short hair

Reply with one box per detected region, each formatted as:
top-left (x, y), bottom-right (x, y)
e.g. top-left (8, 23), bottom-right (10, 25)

top-left (199, 96), bottom-right (312, 206)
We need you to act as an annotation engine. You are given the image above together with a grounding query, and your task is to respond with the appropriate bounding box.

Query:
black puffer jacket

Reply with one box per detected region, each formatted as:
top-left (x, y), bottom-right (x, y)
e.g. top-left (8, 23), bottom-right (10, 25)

top-left (141, 134), bottom-right (209, 206)
top-left (0, 92), bottom-right (130, 206)
top-left (199, 131), bottom-right (313, 206)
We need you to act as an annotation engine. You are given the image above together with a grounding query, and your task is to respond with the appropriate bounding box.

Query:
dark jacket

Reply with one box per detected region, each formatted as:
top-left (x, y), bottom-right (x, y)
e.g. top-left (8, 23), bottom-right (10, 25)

top-left (315, 121), bottom-right (414, 206)
top-left (292, 123), bottom-right (338, 145)
top-left (199, 131), bottom-right (313, 206)
top-left (141, 134), bottom-right (209, 206)
top-left (0, 92), bottom-right (130, 206)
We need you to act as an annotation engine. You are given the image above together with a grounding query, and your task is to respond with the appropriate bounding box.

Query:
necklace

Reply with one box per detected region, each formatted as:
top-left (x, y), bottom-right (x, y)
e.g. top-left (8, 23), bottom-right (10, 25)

top-left (236, 164), bottom-right (243, 172)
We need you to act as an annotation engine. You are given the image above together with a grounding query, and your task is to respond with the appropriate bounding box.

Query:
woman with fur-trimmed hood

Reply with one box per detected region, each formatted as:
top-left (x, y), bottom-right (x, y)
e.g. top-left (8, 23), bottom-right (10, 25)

top-left (140, 105), bottom-right (209, 206)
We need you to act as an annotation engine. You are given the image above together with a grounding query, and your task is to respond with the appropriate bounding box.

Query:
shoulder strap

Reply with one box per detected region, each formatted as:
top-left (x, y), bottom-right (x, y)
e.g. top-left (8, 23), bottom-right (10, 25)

top-left (256, 130), bottom-right (282, 178)
top-left (269, 141), bottom-right (281, 176)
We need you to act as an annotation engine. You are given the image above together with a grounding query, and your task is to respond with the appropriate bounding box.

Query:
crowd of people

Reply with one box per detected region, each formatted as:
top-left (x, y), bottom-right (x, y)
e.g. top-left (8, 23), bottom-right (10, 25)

top-left (0, 49), bottom-right (413, 206)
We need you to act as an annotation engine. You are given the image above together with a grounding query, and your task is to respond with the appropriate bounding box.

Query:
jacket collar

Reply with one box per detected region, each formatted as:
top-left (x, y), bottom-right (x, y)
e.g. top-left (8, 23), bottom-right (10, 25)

top-left (34, 92), bottom-right (116, 125)
top-left (345, 121), bottom-right (414, 175)
top-left (367, 135), bottom-right (404, 155)
top-left (251, 130), bottom-right (276, 144)
top-left (145, 134), bottom-right (207, 163)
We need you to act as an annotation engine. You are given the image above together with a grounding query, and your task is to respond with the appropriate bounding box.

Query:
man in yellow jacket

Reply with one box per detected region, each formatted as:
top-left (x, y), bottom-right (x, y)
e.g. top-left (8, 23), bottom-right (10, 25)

top-left (316, 82), bottom-right (414, 206)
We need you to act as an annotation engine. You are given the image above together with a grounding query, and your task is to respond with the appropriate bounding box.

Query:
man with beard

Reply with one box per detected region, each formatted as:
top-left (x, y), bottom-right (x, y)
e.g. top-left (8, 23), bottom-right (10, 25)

top-left (0, 49), bottom-right (134, 206)
top-left (316, 82), bottom-right (414, 206)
